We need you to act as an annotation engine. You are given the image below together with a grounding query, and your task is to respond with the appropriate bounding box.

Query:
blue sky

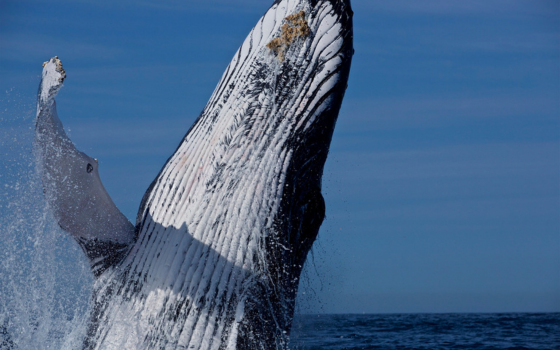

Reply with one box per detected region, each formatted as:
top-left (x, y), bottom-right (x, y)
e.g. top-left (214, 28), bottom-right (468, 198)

top-left (1, 0), bottom-right (559, 313)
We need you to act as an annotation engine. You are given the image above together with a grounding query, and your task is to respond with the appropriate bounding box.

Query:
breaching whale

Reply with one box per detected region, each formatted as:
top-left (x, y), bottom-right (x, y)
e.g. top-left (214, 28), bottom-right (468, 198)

top-left (34, 0), bottom-right (353, 348)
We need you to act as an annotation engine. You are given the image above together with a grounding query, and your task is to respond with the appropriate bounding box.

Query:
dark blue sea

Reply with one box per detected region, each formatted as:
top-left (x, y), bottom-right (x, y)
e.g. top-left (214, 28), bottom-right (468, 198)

top-left (290, 313), bottom-right (559, 350)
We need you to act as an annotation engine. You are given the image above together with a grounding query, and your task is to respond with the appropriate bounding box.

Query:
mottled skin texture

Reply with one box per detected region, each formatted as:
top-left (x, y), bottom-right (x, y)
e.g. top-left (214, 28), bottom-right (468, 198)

top-left (34, 0), bottom-right (353, 349)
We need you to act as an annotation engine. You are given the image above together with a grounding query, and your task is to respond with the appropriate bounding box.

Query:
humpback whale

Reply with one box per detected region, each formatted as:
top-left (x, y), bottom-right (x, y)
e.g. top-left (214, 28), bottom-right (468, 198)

top-left (34, 0), bottom-right (353, 348)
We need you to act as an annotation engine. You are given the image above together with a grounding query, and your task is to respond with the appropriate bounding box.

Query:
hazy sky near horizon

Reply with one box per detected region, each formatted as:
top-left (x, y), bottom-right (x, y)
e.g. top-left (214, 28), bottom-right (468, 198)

top-left (1, 0), bottom-right (559, 313)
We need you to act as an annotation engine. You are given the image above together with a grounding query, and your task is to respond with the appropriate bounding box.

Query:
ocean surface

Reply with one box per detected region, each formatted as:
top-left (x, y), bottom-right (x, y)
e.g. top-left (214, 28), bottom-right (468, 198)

top-left (290, 313), bottom-right (559, 350)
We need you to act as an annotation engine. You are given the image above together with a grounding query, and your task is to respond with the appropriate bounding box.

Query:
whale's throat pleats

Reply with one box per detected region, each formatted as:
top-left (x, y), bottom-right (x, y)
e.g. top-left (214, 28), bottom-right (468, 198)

top-left (35, 0), bottom-right (352, 349)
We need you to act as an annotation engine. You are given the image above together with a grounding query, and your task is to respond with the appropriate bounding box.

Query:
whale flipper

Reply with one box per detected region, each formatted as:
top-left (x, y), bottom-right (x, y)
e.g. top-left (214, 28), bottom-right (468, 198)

top-left (35, 57), bottom-right (135, 277)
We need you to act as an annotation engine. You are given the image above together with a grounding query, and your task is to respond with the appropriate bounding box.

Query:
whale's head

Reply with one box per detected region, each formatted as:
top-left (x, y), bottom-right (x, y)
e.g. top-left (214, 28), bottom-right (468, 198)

top-left (137, 0), bottom-right (353, 271)
top-left (127, 0), bottom-right (353, 343)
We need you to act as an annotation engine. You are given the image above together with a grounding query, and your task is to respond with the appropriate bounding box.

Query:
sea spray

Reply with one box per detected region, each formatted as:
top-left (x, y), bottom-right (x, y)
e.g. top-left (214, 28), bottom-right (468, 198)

top-left (0, 91), bottom-right (92, 350)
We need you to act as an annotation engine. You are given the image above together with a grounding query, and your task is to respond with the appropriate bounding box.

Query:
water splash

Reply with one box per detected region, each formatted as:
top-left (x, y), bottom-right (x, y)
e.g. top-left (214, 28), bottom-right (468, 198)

top-left (0, 91), bottom-right (92, 350)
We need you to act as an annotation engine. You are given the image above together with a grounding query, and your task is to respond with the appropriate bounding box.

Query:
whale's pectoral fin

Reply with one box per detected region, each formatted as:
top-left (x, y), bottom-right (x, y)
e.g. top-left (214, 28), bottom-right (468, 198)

top-left (35, 57), bottom-right (136, 277)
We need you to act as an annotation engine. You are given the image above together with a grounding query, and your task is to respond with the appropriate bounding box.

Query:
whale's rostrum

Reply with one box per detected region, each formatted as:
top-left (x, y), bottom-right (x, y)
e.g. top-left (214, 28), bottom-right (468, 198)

top-left (34, 0), bottom-right (353, 349)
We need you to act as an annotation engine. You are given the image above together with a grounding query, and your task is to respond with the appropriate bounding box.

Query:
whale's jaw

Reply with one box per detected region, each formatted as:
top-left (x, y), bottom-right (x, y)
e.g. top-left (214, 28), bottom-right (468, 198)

top-left (35, 0), bottom-right (352, 349)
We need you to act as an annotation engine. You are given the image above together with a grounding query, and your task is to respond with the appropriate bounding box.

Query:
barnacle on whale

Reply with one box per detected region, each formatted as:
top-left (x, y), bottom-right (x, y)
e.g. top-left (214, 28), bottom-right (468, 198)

top-left (267, 10), bottom-right (310, 61)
